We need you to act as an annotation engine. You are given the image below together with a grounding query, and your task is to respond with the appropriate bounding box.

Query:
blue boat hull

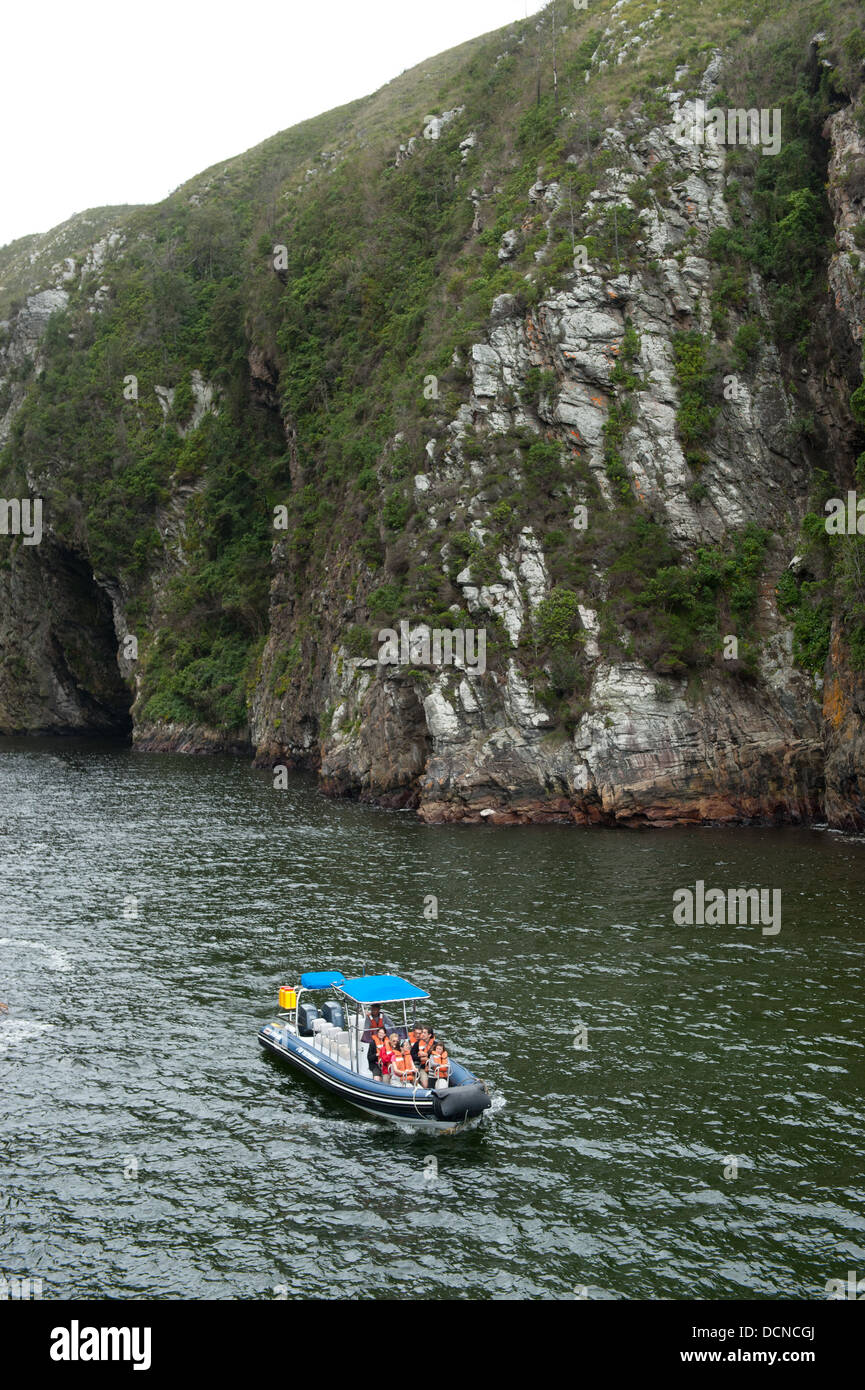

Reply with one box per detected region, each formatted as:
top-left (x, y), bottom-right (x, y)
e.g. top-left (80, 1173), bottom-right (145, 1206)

top-left (258, 1023), bottom-right (491, 1127)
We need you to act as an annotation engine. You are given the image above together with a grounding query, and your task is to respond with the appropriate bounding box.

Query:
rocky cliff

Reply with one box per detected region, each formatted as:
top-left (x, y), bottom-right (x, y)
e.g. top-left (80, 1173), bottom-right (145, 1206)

top-left (2, 0), bottom-right (865, 827)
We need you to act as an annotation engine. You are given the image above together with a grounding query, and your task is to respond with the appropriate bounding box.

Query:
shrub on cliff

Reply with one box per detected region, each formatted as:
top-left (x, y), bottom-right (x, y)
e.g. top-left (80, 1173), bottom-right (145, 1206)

top-left (534, 588), bottom-right (583, 650)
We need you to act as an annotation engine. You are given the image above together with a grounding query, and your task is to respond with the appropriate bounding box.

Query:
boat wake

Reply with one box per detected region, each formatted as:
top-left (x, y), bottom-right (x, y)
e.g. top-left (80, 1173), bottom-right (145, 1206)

top-left (0, 1018), bottom-right (54, 1056)
top-left (0, 936), bottom-right (73, 973)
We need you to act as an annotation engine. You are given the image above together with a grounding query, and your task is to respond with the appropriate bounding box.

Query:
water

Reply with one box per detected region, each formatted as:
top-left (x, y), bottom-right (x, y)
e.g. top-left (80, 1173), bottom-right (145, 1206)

top-left (1, 739), bottom-right (863, 1300)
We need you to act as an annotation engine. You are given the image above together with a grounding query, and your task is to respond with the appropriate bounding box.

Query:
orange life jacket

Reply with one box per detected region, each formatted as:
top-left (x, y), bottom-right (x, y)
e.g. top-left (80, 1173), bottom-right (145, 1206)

top-left (416, 1040), bottom-right (430, 1063)
top-left (393, 1051), bottom-right (417, 1082)
top-left (431, 1050), bottom-right (449, 1078)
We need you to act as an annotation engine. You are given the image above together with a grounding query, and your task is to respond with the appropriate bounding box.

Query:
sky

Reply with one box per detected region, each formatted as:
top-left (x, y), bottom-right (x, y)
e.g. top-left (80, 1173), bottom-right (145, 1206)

top-left (3, 0), bottom-right (547, 249)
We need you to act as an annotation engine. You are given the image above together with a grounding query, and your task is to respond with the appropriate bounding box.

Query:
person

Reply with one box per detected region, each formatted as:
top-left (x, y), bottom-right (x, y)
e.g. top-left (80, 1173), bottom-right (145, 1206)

top-left (380, 1032), bottom-right (397, 1080)
top-left (365, 1004), bottom-right (386, 1036)
top-left (367, 1027), bottom-right (393, 1081)
top-left (411, 1027), bottom-right (432, 1088)
top-left (429, 1041), bottom-right (449, 1087)
top-left (391, 1040), bottom-right (418, 1086)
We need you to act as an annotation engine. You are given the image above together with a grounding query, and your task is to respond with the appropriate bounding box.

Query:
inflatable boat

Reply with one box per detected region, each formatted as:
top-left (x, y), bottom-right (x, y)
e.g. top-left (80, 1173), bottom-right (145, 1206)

top-left (258, 970), bottom-right (491, 1131)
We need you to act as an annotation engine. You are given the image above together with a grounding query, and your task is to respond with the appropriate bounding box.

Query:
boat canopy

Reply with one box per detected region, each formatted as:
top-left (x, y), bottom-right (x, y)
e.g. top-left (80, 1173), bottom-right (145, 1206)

top-left (337, 974), bottom-right (430, 1005)
top-left (300, 971), bottom-right (346, 989)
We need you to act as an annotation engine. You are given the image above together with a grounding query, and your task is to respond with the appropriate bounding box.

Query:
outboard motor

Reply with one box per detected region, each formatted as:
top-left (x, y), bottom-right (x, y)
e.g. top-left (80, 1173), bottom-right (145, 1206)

top-left (322, 1001), bottom-right (346, 1029)
top-left (297, 1001), bottom-right (320, 1036)
top-left (431, 1083), bottom-right (491, 1123)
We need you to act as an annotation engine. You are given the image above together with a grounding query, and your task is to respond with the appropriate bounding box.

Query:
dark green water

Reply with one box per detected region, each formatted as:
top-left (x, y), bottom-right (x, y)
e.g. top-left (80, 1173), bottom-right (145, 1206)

top-left (1, 740), bottom-right (863, 1300)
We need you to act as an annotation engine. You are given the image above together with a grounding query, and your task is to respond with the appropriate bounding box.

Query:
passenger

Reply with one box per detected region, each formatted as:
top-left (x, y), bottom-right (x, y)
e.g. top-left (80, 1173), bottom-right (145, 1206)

top-left (374, 1033), bottom-right (399, 1085)
top-left (411, 1027), bottom-right (431, 1088)
top-left (392, 1040), bottom-right (418, 1086)
top-left (387, 1033), bottom-right (402, 1068)
top-left (429, 1042), bottom-right (450, 1087)
top-left (380, 1032), bottom-right (397, 1081)
top-left (367, 1027), bottom-right (393, 1081)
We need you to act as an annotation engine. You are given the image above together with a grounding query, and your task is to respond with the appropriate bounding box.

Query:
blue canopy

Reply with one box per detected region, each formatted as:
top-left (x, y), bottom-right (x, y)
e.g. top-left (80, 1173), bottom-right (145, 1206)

top-left (300, 970), bottom-right (345, 990)
top-left (337, 974), bottom-right (430, 1005)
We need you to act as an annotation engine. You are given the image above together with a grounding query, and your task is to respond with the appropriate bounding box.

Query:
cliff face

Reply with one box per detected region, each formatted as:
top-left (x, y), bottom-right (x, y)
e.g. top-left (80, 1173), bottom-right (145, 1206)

top-left (256, 21), bottom-right (853, 825)
top-left (2, 0), bottom-right (865, 825)
top-left (820, 105), bottom-right (865, 829)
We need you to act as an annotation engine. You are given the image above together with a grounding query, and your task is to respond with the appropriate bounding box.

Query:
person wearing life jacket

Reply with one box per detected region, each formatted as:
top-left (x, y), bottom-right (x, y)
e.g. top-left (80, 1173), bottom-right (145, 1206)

top-left (392, 1041), bottom-right (418, 1086)
top-left (429, 1042), bottom-right (449, 1086)
top-left (367, 1027), bottom-right (391, 1080)
top-left (371, 1032), bottom-right (399, 1082)
top-left (380, 1033), bottom-right (398, 1080)
top-left (365, 1004), bottom-right (386, 1037)
top-left (411, 1027), bottom-right (432, 1088)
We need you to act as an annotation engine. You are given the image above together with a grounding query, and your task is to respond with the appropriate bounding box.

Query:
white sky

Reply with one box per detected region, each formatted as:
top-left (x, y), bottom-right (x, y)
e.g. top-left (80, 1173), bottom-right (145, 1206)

top-left (3, 0), bottom-right (547, 249)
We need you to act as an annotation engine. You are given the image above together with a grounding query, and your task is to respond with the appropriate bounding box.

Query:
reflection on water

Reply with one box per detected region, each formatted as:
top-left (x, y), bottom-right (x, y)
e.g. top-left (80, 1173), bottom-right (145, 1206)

top-left (1, 739), bottom-right (863, 1299)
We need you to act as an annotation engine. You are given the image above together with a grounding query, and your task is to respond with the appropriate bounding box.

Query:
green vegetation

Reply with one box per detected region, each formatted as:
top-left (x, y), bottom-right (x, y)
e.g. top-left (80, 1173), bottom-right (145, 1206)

top-left (672, 330), bottom-right (718, 469)
top-left (2, 0), bottom-right (865, 743)
top-left (534, 587), bottom-right (583, 649)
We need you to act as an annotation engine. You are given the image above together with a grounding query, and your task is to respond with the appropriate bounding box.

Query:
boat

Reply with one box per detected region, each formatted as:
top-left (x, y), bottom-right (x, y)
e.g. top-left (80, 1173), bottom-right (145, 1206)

top-left (258, 970), bottom-right (492, 1130)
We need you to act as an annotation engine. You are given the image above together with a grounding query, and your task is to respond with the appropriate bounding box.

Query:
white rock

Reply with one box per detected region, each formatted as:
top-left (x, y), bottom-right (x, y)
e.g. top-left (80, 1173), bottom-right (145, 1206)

top-left (423, 684), bottom-right (461, 739)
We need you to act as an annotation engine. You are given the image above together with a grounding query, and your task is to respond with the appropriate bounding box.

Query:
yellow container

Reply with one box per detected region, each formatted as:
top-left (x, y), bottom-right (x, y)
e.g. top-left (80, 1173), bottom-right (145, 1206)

top-left (279, 987), bottom-right (297, 1010)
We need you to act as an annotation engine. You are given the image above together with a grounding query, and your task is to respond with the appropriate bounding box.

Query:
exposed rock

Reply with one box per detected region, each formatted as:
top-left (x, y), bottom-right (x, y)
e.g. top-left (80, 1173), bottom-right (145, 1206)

top-left (498, 228), bottom-right (519, 262)
top-left (0, 289), bottom-right (69, 444)
top-left (423, 108), bottom-right (464, 141)
top-left (823, 107), bottom-right (865, 345)
top-left (0, 540), bottom-right (131, 736)
top-left (133, 722), bottom-right (251, 755)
